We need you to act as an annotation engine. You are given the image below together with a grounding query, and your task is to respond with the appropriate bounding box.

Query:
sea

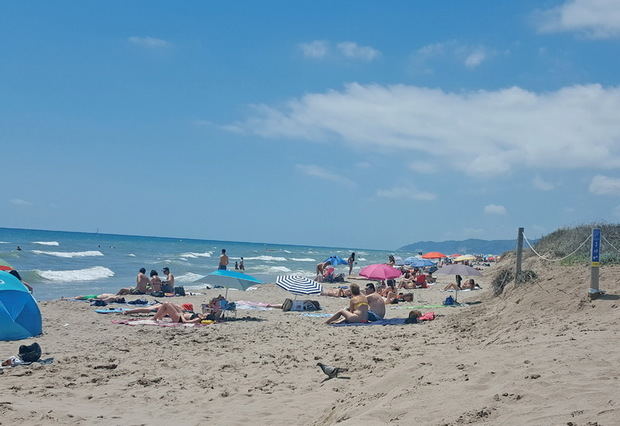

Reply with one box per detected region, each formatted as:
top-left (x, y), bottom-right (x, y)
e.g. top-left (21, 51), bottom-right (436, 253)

top-left (0, 228), bottom-right (401, 301)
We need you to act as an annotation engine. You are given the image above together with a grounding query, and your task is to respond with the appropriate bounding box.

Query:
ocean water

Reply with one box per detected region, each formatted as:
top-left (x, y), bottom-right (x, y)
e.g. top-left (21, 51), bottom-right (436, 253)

top-left (0, 228), bottom-right (401, 301)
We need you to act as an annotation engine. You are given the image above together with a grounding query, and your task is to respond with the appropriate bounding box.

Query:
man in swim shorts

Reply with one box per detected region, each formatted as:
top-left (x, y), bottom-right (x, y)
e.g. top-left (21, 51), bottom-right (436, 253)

top-left (365, 283), bottom-right (385, 321)
top-left (218, 249), bottom-right (229, 270)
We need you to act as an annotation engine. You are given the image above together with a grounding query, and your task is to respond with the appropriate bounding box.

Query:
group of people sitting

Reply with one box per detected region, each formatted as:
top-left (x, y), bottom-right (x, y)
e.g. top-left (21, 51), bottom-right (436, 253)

top-left (443, 275), bottom-right (481, 291)
top-left (324, 283), bottom-right (417, 325)
top-left (117, 267), bottom-right (175, 296)
top-left (397, 268), bottom-right (436, 289)
top-left (315, 262), bottom-right (345, 283)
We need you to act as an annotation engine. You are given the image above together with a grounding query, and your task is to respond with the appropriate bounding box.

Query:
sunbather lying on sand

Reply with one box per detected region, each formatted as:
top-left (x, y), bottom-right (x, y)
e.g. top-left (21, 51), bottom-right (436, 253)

top-left (123, 302), bottom-right (192, 315)
top-left (321, 287), bottom-right (351, 298)
top-left (152, 302), bottom-right (207, 323)
top-left (72, 294), bottom-right (125, 303)
top-left (325, 283), bottom-right (368, 324)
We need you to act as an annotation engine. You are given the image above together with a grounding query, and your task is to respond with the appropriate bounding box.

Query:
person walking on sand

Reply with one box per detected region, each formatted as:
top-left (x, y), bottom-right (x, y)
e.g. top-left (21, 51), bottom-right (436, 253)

top-left (219, 249), bottom-right (229, 270)
top-left (347, 252), bottom-right (355, 275)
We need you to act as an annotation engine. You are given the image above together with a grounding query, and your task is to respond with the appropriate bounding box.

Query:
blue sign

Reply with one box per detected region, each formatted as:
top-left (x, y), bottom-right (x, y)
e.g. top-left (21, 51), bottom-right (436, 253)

top-left (591, 228), bottom-right (601, 266)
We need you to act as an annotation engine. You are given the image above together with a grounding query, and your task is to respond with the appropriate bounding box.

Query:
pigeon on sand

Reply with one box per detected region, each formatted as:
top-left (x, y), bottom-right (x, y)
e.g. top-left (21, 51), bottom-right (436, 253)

top-left (317, 362), bottom-right (348, 379)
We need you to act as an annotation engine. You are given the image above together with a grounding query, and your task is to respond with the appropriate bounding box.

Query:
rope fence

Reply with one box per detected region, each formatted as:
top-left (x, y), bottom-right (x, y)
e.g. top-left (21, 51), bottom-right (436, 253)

top-left (522, 233), bottom-right (591, 262)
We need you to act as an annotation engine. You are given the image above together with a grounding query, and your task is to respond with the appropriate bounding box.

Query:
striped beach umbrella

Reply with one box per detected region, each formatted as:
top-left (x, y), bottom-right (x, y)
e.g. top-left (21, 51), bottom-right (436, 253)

top-left (275, 275), bottom-right (322, 296)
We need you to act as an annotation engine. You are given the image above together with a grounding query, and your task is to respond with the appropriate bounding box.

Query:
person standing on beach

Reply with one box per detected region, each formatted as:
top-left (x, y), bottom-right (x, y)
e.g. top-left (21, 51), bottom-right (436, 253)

top-left (347, 252), bottom-right (355, 275)
top-left (219, 249), bottom-right (229, 270)
top-left (239, 257), bottom-right (245, 271)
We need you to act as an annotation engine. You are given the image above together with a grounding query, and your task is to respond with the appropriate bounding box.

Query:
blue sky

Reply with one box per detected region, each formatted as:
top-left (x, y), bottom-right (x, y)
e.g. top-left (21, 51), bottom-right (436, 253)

top-left (2, 0), bottom-right (620, 249)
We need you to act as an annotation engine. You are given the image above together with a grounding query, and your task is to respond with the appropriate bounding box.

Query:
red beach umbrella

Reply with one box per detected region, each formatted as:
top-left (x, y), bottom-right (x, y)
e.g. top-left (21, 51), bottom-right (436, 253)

top-left (359, 264), bottom-right (402, 281)
top-left (0, 265), bottom-right (12, 271)
top-left (421, 251), bottom-right (447, 259)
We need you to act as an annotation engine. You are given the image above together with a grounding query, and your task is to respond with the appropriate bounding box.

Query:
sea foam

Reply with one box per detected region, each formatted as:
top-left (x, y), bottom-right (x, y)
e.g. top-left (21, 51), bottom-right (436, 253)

top-left (36, 266), bottom-right (115, 282)
top-left (180, 251), bottom-right (212, 258)
top-left (290, 258), bottom-right (317, 262)
top-left (244, 255), bottom-right (287, 262)
top-left (175, 272), bottom-right (205, 283)
top-left (32, 241), bottom-right (60, 246)
top-left (32, 250), bottom-right (104, 258)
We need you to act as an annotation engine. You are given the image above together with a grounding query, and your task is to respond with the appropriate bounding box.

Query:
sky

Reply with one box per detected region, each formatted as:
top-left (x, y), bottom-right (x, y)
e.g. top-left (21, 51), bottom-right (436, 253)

top-left (2, 0), bottom-right (620, 249)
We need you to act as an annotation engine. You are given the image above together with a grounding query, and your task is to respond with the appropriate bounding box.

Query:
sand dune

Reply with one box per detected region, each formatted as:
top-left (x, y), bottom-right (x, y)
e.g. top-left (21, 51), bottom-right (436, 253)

top-left (1, 259), bottom-right (618, 425)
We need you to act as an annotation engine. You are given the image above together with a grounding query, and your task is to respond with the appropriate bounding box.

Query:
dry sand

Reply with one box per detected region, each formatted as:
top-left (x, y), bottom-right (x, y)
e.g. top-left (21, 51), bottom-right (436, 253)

top-left (1, 259), bottom-right (618, 425)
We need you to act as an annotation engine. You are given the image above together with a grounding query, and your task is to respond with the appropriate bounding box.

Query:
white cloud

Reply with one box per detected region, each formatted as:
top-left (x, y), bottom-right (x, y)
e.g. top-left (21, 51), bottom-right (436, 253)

top-left (229, 83), bottom-right (620, 176)
top-left (10, 198), bottom-right (32, 207)
top-left (535, 0), bottom-right (620, 38)
top-left (532, 175), bottom-right (555, 191)
top-left (128, 36), bottom-right (171, 48)
top-left (464, 49), bottom-right (487, 68)
top-left (299, 40), bottom-right (329, 58)
top-left (484, 204), bottom-right (507, 215)
top-left (409, 161), bottom-right (436, 174)
top-left (414, 41), bottom-right (491, 71)
top-left (336, 42), bottom-right (380, 61)
top-left (589, 175), bottom-right (620, 195)
top-left (376, 186), bottom-right (437, 201)
top-left (296, 164), bottom-right (355, 187)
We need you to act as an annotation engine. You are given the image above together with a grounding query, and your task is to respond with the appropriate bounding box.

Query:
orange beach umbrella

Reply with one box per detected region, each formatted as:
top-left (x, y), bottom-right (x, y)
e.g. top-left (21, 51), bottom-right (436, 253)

top-left (421, 251), bottom-right (447, 259)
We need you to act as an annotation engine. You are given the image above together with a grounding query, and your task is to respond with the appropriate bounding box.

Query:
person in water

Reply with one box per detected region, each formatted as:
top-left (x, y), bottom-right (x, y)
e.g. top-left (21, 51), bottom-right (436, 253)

top-left (325, 283), bottom-right (369, 324)
top-left (239, 257), bottom-right (245, 271)
top-left (219, 249), bottom-right (229, 270)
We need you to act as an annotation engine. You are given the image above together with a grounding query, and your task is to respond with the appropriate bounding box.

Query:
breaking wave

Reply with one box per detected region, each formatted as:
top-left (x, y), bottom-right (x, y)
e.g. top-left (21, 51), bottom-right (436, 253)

top-left (32, 241), bottom-right (60, 246)
top-left (175, 272), bottom-right (205, 283)
top-left (180, 251), bottom-right (212, 259)
top-left (290, 258), bottom-right (316, 262)
top-left (32, 250), bottom-right (104, 258)
top-left (244, 255), bottom-right (287, 262)
top-left (35, 266), bottom-right (115, 282)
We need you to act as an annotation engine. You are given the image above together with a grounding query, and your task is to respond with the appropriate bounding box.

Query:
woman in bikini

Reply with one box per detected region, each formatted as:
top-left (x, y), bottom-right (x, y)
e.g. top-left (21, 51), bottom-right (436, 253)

top-left (325, 283), bottom-right (369, 324)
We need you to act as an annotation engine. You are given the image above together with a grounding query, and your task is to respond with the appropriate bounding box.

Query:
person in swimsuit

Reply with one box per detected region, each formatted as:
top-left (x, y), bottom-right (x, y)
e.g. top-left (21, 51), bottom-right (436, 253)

top-left (72, 294), bottom-right (125, 303)
top-left (152, 302), bottom-right (206, 323)
top-left (219, 249), bottom-right (229, 270)
top-left (149, 270), bottom-right (162, 292)
top-left (239, 257), bottom-right (245, 271)
top-left (347, 252), bottom-right (355, 275)
top-left (325, 283), bottom-right (369, 324)
top-left (161, 267), bottom-right (175, 293)
top-left (117, 268), bottom-right (150, 295)
top-left (364, 282), bottom-right (385, 321)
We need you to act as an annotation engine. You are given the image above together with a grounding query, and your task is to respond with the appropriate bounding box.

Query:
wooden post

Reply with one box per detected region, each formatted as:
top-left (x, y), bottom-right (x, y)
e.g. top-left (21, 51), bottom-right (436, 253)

top-left (515, 227), bottom-right (524, 284)
top-left (589, 228), bottom-right (601, 299)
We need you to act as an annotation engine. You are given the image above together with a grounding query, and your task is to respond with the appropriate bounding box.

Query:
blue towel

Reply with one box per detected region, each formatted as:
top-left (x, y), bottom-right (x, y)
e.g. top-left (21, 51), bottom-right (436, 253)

top-left (95, 308), bottom-right (128, 314)
top-left (330, 318), bottom-right (408, 327)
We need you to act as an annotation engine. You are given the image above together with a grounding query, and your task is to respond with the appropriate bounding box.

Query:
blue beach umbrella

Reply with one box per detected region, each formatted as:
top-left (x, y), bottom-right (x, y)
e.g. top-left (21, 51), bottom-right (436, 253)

top-left (195, 270), bottom-right (263, 297)
top-left (323, 256), bottom-right (348, 266)
top-left (405, 257), bottom-right (435, 267)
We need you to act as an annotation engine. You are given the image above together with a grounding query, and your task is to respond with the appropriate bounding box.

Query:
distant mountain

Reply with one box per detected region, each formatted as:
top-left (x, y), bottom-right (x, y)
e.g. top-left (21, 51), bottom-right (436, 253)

top-left (398, 238), bottom-right (521, 255)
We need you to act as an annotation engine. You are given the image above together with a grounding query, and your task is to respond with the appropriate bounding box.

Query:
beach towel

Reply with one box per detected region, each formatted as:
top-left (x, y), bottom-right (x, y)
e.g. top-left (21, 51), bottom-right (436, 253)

top-left (391, 304), bottom-right (457, 309)
top-left (96, 308), bottom-right (129, 314)
top-left (112, 319), bottom-right (208, 328)
top-left (235, 301), bottom-right (274, 311)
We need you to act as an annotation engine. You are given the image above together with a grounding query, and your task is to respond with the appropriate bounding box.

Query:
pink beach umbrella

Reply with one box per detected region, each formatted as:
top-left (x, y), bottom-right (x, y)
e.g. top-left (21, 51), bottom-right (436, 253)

top-left (359, 264), bottom-right (402, 281)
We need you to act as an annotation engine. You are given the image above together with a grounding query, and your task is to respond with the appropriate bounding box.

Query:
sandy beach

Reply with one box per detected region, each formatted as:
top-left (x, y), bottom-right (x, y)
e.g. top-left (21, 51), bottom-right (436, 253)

top-left (1, 258), bottom-right (618, 425)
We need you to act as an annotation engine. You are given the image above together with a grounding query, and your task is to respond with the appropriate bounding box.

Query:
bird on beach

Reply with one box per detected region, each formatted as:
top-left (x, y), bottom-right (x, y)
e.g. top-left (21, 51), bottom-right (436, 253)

top-left (317, 362), bottom-right (348, 379)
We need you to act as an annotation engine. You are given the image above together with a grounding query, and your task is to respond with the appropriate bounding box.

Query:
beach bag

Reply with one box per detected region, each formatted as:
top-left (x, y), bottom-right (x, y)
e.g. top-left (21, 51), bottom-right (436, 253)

top-left (90, 300), bottom-right (107, 307)
top-left (19, 342), bottom-right (42, 363)
top-left (150, 291), bottom-right (164, 297)
top-left (443, 295), bottom-right (455, 306)
top-left (290, 300), bottom-right (321, 311)
top-left (174, 286), bottom-right (186, 296)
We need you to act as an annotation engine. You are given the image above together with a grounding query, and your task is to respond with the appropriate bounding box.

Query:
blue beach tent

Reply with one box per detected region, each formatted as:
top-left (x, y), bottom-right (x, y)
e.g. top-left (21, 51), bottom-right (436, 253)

top-left (0, 271), bottom-right (42, 341)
